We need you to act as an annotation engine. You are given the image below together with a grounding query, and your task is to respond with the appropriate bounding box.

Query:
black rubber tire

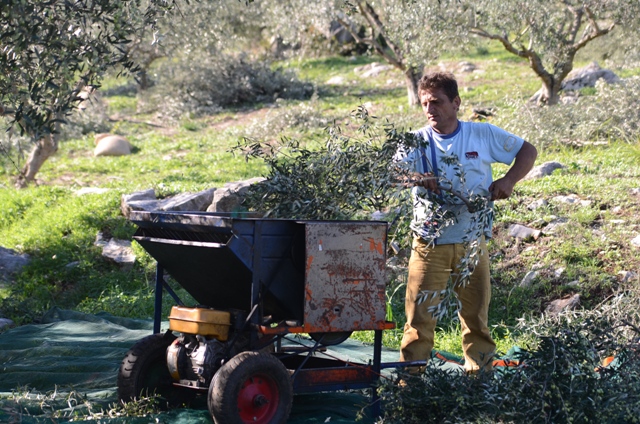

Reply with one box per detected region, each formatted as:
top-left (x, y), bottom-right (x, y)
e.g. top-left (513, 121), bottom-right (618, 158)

top-left (310, 331), bottom-right (353, 346)
top-left (208, 351), bottom-right (293, 424)
top-left (117, 332), bottom-right (193, 407)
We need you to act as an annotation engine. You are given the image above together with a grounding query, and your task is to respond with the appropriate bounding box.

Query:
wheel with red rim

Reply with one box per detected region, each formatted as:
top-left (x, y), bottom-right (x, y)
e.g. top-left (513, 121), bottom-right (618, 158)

top-left (208, 351), bottom-right (293, 424)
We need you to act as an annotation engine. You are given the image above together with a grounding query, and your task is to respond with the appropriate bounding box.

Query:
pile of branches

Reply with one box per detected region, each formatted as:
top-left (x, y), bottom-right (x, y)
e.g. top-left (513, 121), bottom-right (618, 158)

top-left (378, 290), bottom-right (640, 423)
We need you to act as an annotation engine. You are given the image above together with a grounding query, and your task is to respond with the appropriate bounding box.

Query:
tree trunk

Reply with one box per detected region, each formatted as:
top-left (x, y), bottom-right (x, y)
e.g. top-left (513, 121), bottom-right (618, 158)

top-left (15, 133), bottom-right (59, 188)
top-left (530, 79), bottom-right (561, 106)
top-left (404, 66), bottom-right (421, 107)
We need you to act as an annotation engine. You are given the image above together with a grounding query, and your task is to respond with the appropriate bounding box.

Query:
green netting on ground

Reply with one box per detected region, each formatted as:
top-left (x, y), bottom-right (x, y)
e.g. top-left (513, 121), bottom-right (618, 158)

top-left (0, 308), bottom-right (433, 423)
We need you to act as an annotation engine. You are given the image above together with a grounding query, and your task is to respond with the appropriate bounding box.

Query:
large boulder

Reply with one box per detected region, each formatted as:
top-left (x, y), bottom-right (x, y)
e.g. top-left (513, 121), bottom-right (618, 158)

top-left (207, 177), bottom-right (265, 213)
top-left (94, 134), bottom-right (132, 157)
top-left (121, 188), bottom-right (216, 218)
top-left (561, 62), bottom-right (620, 91)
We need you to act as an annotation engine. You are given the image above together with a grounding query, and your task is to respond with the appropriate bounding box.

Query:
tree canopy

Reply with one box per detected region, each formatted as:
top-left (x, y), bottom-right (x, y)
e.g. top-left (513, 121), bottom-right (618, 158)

top-left (258, 0), bottom-right (465, 106)
top-left (465, 0), bottom-right (640, 104)
top-left (0, 0), bottom-right (178, 187)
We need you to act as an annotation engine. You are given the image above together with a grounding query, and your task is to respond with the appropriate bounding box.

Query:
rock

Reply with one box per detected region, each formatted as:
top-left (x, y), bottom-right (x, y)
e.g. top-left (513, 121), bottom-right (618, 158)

top-left (326, 76), bottom-right (345, 85)
top-left (458, 61), bottom-right (476, 73)
top-left (508, 224), bottom-right (541, 240)
top-left (121, 188), bottom-right (216, 218)
top-left (158, 189), bottom-right (216, 212)
top-left (207, 178), bottom-right (265, 213)
top-left (554, 267), bottom-right (565, 278)
top-left (561, 62), bottom-right (620, 91)
top-left (354, 62), bottom-right (393, 78)
top-left (630, 188), bottom-right (640, 196)
top-left (0, 246), bottom-right (30, 283)
top-left (631, 235), bottom-right (640, 248)
top-left (618, 270), bottom-right (637, 283)
top-left (520, 270), bottom-right (538, 287)
top-left (542, 218), bottom-right (569, 235)
top-left (0, 318), bottom-right (14, 330)
top-left (527, 199), bottom-right (548, 210)
top-left (93, 134), bottom-right (132, 157)
top-left (551, 194), bottom-right (592, 207)
top-left (545, 294), bottom-right (580, 315)
top-left (524, 161), bottom-right (565, 180)
top-left (121, 189), bottom-right (157, 217)
top-left (101, 239), bottom-right (136, 269)
top-left (94, 231), bottom-right (108, 248)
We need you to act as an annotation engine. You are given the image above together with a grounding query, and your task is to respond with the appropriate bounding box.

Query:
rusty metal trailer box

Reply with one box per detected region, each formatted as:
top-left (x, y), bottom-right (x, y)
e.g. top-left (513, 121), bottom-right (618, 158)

top-left (130, 211), bottom-right (388, 334)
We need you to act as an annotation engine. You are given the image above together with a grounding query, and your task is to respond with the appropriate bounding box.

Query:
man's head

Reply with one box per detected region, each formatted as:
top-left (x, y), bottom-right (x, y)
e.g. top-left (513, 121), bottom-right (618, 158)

top-left (418, 72), bottom-right (461, 135)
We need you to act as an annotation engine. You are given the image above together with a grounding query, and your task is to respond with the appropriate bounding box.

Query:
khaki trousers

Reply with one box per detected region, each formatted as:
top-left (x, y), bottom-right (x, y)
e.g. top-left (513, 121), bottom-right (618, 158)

top-left (399, 237), bottom-right (496, 372)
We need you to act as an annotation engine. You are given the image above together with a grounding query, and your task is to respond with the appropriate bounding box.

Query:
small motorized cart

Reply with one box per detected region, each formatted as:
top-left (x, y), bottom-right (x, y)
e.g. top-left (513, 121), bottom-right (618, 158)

top-left (117, 211), bottom-right (400, 423)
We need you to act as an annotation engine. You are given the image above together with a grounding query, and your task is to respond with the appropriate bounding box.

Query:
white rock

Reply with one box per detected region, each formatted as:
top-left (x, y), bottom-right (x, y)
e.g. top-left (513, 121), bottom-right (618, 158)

top-left (524, 161), bottom-right (565, 180)
top-left (508, 224), bottom-right (541, 240)
top-left (520, 270), bottom-right (539, 287)
top-left (527, 199), bottom-right (548, 210)
top-left (542, 218), bottom-right (569, 235)
top-left (326, 76), bottom-right (345, 85)
top-left (93, 134), bottom-right (132, 157)
top-left (102, 239), bottom-right (136, 269)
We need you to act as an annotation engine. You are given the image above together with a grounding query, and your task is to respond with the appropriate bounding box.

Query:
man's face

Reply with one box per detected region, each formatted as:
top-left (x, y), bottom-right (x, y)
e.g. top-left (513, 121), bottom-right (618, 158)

top-left (419, 88), bottom-right (461, 134)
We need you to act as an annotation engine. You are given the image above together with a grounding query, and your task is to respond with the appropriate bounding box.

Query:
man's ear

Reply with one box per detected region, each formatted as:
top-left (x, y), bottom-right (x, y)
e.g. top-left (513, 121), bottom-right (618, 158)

top-left (454, 96), bottom-right (461, 111)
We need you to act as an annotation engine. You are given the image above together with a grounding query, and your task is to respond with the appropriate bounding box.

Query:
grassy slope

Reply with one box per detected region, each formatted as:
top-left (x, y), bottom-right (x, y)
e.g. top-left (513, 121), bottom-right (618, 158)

top-left (1, 44), bottom-right (639, 357)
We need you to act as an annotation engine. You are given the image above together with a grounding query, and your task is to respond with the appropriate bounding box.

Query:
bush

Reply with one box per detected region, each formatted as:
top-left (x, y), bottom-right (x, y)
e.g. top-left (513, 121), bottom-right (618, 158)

top-left (228, 93), bottom-right (333, 142)
top-left (143, 53), bottom-right (314, 119)
top-left (495, 77), bottom-right (640, 147)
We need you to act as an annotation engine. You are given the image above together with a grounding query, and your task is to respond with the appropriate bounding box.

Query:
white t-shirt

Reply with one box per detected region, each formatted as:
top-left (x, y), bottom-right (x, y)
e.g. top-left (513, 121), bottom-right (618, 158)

top-left (396, 121), bottom-right (524, 244)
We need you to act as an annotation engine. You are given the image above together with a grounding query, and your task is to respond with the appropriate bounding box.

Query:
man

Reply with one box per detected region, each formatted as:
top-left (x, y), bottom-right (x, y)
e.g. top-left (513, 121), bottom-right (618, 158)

top-left (396, 71), bottom-right (537, 373)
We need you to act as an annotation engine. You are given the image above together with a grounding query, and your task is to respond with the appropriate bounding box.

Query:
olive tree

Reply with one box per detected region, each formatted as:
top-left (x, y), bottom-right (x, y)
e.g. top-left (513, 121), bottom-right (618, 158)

top-left (259, 0), bottom-right (466, 106)
top-left (464, 0), bottom-right (640, 105)
top-left (0, 0), bottom-right (179, 187)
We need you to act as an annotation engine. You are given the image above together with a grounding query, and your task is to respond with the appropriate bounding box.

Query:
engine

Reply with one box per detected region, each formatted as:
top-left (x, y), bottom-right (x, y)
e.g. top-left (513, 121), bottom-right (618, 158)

top-left (167, 334), bottom-right (231, 388)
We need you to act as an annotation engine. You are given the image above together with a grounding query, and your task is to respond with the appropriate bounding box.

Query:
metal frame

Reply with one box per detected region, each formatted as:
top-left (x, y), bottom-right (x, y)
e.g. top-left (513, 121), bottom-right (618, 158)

top-left (139, 211), bottom-right (424, 418)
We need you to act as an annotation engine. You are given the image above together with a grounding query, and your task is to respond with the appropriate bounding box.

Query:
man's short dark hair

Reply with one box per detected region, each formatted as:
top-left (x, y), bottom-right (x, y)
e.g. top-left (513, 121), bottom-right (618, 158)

top-left (418, 72), bottom-right (459, 101)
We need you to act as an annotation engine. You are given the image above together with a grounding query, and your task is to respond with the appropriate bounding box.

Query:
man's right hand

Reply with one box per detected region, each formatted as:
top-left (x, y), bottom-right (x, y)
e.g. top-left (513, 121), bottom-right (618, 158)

top-left (413, 172), bottom-right (440, 194)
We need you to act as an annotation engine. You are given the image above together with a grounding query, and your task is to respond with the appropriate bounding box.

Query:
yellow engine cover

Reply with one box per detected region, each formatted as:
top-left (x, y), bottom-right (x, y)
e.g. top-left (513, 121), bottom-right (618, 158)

top-left (168, 306), bottom-right (231, 340)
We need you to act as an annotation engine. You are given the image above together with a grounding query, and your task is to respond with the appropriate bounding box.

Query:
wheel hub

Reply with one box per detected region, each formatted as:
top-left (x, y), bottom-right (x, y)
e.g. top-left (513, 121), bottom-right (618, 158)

top-left (237, 375), bottom-right (279, 423)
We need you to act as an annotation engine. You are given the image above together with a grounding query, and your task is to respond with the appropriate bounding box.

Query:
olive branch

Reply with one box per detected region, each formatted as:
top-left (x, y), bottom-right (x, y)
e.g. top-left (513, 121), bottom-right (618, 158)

top-left (234, 105), bottom-right (493, 320)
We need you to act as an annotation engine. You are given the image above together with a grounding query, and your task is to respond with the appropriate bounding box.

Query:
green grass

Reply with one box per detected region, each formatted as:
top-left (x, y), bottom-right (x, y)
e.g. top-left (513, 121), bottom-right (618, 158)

top-left (1, 42), bottom-right (640, 362)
